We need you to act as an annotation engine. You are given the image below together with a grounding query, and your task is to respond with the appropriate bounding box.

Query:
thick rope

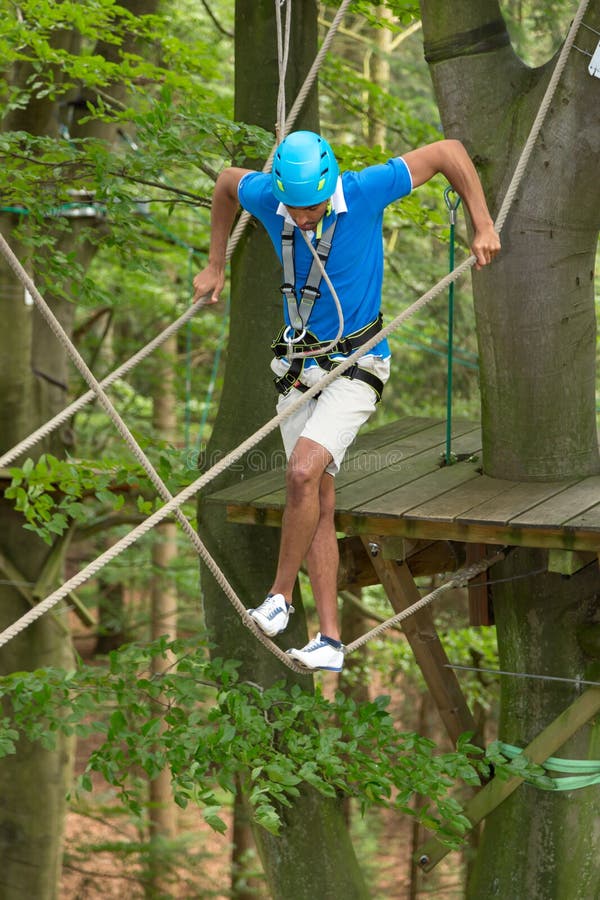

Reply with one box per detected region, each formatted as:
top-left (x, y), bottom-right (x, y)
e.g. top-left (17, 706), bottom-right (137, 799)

top-left (345, 550), bottom-right (506, 654)
top-left (275, 0), bottom-right (292, 140)
top-left (0, 2), bottom-right (588, 664)
top-left (227, 0), bottom-right (354, 252)
top-left (0, 0), bottom-right (353, 471)
top-left (0, 298), bottom-right (206, 470)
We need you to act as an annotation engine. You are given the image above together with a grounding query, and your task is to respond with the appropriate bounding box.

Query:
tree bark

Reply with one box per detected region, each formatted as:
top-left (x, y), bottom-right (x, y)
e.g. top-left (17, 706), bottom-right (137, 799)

top-left (419, 2), bottom-right (600, 896)
top-left (197, 2), bottom-right (370, 897)
top-left (0, 3), bottom-right (165, 896)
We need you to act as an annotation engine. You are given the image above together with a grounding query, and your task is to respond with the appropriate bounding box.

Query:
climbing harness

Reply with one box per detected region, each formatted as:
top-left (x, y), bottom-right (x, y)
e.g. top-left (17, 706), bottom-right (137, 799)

top-left (278, 206), bottom-right (371, 386)
top-left (0, 0), bottom-right (592, 675)
top-left (271, 314), bottom-right (385, 401)
top-left (280, 215), bottom-right (338, 335)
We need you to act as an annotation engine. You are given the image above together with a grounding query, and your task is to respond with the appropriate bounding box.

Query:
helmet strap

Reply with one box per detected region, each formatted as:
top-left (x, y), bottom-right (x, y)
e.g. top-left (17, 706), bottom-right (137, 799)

top-left (315, 199), bottom-right (333, 240)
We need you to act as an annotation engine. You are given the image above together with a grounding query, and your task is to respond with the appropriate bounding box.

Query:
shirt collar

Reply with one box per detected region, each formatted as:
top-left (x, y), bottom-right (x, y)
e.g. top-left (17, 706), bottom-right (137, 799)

top-left (276, 175), bottom-right (347, 223)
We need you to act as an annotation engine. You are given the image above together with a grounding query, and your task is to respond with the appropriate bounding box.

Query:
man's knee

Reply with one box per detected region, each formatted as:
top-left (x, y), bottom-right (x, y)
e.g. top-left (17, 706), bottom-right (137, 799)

top-left (286, 438), bottom-right (332, 493)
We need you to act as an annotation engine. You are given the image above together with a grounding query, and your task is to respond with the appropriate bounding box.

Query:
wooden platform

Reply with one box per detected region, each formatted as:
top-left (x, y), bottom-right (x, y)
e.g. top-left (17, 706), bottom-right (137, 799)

top-left (206, 416), bottom-right (600, 554)
top-left (206, 416), bottom-right (600, 750)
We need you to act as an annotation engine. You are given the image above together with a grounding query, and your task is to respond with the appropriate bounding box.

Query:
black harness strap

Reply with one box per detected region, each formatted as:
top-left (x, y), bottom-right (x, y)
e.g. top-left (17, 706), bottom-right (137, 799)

top-left (271, 314), bottom-right (386, 402)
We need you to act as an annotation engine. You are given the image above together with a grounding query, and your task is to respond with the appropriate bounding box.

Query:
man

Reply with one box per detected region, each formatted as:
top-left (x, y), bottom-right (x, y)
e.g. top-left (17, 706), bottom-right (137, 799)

top-left (193, 131), bottom-right (500, 672)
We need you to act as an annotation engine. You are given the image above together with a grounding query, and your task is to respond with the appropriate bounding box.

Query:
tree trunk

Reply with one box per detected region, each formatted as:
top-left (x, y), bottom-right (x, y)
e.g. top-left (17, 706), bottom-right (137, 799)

top-left (0, 4), bottom-right (164, 895)
top-left (419, 2), bottom-right (600, 896)
top-left (0, 231), bottom-right (75, 900)
top-left (197, 2), bottom-right (370, 897)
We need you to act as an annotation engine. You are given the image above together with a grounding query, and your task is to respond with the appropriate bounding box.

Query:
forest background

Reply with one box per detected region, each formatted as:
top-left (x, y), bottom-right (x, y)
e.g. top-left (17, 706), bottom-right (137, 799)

top-left (0, 0), bottom-right (598, 898)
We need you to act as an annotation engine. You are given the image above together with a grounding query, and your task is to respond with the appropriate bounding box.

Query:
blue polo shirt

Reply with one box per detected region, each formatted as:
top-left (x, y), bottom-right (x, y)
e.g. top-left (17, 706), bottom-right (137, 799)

top-left (238, 156), bottom-right (412, 358)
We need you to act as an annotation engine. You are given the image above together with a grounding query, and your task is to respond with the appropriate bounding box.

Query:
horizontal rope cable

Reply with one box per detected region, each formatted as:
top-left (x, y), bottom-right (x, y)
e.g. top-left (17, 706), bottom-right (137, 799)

top-left (446, 663), bottom-right (600, 689)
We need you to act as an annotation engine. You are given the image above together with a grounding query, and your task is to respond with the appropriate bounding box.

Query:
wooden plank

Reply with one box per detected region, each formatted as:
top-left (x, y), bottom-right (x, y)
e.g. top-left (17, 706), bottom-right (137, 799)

top-left (335, 419), bottom-right (480, 493)
top-left (509, 476), bottom-right (600, 528)
top-left (344, 415), bottom-right (444, 457)
top-left (357, 457), bottom-right (482, 519)
top-left (363, 538), bottom-right (477, 746)
top-left (238, 437), bottom-right (481, 518)
top-left (336, 428), bottom-right (481, 512)
top-left (334, 510), bottom-right (600, 552)
top-left (207, 417), bottom-right (449, 506)
top-left (560, 499), bottom-right (600, 534)
top-left (204, 467), bottom-right (287, 505)
top-left (405, 474), bottom-right (517, 523)
top-left (460, 479), bottom-right (580, 526)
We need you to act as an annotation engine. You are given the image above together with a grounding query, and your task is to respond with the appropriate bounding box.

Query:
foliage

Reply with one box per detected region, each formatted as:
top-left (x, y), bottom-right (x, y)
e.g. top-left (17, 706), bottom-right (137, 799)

top-left (0, 635), bottom-right (489, 844)
top-left (4, 446), bottom-right (202, 543)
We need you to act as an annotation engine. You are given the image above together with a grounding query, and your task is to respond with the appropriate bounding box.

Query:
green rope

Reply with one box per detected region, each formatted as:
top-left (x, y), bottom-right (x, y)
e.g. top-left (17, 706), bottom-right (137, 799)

top-left (498, 742), bottom-right (600, 791)
top-left (444, 186), bottom-right (461, 464)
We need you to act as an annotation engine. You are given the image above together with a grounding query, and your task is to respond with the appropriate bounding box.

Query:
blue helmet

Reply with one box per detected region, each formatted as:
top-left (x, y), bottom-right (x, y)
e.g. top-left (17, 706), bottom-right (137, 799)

top-left (271, 131), bottom-right (339, 207)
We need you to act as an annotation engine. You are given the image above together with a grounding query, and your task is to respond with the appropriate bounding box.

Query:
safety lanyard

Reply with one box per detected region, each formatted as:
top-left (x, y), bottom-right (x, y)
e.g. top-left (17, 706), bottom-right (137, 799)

top-left (280, 216), bottom-right (337, 333)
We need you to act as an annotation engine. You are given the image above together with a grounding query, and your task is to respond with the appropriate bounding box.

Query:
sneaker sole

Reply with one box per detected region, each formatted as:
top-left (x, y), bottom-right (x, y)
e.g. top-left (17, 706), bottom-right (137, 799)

top-left (287, 654), bottom-right (344, 672)
top-left (249, 613), bottom-right (287, 637)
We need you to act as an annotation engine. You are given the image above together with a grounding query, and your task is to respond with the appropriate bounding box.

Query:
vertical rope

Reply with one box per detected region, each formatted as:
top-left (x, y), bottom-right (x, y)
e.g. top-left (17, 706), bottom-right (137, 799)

top-left (275, 0), bottom-right (292, 141)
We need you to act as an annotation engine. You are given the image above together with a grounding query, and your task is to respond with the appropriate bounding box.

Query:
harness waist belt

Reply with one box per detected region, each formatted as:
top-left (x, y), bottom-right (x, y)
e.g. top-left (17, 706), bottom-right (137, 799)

top-left (271, 314), bottom-right (385, 402)
top-left (271, 313), bottom-right (383, 359)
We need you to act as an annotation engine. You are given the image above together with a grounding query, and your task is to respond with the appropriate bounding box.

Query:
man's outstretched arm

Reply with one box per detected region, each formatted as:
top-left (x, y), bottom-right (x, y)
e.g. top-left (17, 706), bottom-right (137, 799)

top-left (402, 140), bottom-right (501, 269)
top-left (193, 167), bottom-right (251, 303)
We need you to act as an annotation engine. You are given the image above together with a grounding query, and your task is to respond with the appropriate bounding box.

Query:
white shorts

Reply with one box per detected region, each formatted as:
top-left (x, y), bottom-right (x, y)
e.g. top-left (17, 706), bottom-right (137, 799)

top-left (273, 355), bottom-right (391, 476)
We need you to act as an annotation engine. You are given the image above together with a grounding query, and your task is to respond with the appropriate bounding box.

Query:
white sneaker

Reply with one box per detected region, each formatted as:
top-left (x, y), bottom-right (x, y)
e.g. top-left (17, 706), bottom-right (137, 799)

top-left (287, 633), bottom-right (344, 672)
top-left (248, 593), bottom-right (293, 637)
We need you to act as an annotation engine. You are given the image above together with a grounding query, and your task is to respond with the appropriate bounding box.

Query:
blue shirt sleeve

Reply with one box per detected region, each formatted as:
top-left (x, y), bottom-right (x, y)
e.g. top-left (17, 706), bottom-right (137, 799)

top-left (351, 156), bottom-right (412, 213)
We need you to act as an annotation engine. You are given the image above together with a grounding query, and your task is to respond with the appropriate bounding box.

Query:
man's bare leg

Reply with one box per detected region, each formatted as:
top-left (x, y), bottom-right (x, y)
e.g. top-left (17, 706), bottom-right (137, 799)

top-left (270, 436), bottom-right (332, 604)
top-left (304, 473), bottom-right (340, 640)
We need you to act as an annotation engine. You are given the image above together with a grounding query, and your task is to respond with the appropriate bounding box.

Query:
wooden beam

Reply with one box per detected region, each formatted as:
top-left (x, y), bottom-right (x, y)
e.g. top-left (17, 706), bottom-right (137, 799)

top-left (337, 536), bottom-right (465, 591)
top-left (361, 536), bottom-right (477, 747)
top-left (416, 686), bottom-right (600, 872)
top-left (466, 543), bottom-right (495, 626)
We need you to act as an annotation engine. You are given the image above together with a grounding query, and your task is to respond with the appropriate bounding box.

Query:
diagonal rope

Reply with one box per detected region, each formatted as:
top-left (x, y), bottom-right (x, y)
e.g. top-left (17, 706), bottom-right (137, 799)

top-left (0, 0), bottom-right (353, 472)
top-left (345, 550), bottom-right (506, 653)
top-left (0, 1), bottom-right (589, 667)
top-left (0, 298), bottom-right (206, 470)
